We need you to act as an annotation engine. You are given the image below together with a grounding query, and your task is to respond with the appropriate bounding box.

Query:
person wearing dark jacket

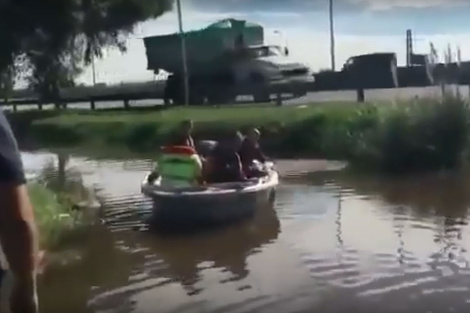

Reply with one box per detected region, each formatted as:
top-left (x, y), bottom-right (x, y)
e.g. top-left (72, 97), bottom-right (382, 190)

top-left (239, 128), bottom-right (268, 177)
top-left (204, 131), bottom-right (246, 183)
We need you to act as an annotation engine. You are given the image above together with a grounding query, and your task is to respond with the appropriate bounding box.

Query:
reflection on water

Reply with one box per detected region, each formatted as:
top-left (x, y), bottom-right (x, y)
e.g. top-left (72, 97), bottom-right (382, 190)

top-left (22, 151), bottom-right (470, 312)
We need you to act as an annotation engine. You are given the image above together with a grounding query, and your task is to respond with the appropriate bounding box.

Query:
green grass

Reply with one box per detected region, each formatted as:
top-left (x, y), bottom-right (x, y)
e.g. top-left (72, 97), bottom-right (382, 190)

top-left (28, 183), bottom-right (86, 249)
top-left (27, 161), bottom-right (94, 249)
top-left (32, 102), bottom-right (343, 127)
top-left (24, 101), bottom-right (372, 150)
top-left (11, 96), bottom-right (470, 174)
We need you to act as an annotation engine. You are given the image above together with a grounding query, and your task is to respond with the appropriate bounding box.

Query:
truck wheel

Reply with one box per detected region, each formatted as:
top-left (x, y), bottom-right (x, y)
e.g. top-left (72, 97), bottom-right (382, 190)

top-left (253, 91), bottom-right (270, 103)
top-left (188, 80), bottom-right (205, 105)
top-left (172, 74), bottom-right (206, 106)
top-left (293, 89), bottom-right (307, 98)
top-left (250, 73), bottom-right (271, 103)
top-left (166, 75), bottom-right (184, 105)
top-left (207, 83), bottom-right (236, 105)
top-left (163, 83), bottom-right (171, 105)
top-left (207, 93), bottom-right (235, 105)
top-left (189, 93), bottom-right (205, 105)
top-left (172, 94), bottom-right (184, 106)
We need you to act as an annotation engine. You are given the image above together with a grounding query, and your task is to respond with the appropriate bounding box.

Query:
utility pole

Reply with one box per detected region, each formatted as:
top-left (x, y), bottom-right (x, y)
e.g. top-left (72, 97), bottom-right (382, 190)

top-left (176, 0), bottom-right (189, 105)
top-left (329, 0), bottom-right (336, 71)
top-left (406, 29), bottom-right (413, 67)
top-left (91, 54), bottom-right (96, 85)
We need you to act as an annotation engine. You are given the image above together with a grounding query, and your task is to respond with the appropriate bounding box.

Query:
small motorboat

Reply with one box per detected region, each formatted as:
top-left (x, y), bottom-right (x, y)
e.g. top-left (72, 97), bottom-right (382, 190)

top-left (141, 159), bottom-right (279, 229)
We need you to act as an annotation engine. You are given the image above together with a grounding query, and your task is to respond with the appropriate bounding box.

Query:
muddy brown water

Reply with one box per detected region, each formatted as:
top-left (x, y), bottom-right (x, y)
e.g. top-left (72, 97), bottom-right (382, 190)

top-left (21, 151), bottom-right (470, 313)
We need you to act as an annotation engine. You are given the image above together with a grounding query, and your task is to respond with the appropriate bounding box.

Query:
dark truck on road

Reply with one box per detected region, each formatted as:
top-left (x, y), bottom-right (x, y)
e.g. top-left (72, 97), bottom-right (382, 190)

top-left (144, 18), bottom-right (314, 105)
top-left (313, 52), bottom-right (434, 91)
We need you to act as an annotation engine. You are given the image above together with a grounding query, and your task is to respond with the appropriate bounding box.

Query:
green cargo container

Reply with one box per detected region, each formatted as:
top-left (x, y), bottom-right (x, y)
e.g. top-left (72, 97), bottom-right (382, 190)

top-left (144, 18), bottom-right (264, 74)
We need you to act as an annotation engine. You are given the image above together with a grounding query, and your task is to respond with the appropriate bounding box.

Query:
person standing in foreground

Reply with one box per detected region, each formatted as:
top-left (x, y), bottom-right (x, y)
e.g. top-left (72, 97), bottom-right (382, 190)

top-left (0, 109), bottom-right (40, 313)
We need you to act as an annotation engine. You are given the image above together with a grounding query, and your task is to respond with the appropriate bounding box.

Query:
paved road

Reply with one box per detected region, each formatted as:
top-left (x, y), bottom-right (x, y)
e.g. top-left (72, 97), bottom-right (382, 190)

top-left (283, 85), bottom-right (468, 105)
top-left (2, 85), bottom-right (468, 112)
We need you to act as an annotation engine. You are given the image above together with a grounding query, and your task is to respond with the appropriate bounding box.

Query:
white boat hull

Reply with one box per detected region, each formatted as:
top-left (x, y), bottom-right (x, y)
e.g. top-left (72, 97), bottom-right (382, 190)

top-left (141, 163), bottom-right (279, 229)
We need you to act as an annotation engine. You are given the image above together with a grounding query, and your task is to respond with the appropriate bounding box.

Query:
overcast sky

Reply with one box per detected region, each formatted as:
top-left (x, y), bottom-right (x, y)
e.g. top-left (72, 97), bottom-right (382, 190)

top-left (80, 0), bottom-right (470, 84)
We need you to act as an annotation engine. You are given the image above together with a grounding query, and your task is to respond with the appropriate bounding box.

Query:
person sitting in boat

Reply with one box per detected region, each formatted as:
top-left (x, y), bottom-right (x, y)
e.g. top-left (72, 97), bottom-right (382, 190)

top-left (157, 145), bottom-right (203, 187)
top-left (168, 119), bottom-right (195, 148)
top-left (204, 131), bottom-right (247, 183)
top-left (239, 128), bottom-right (268, 178)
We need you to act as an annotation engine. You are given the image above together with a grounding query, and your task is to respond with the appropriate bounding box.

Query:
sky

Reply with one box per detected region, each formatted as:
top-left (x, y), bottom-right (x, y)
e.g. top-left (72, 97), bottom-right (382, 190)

top-left (79, 0), bottom-right (470, 85)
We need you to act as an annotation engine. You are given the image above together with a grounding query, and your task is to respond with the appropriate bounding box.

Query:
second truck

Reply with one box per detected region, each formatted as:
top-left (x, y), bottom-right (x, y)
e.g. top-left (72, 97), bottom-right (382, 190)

top-left (313, 52), bottom-right (434, 91)
top-left (143, 18), bottom-right (314, 105)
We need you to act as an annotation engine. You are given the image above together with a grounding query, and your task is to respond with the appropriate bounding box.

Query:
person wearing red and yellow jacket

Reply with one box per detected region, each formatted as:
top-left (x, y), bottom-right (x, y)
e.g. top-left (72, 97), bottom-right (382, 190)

top-left (157, 145), bottom-right (202, 187)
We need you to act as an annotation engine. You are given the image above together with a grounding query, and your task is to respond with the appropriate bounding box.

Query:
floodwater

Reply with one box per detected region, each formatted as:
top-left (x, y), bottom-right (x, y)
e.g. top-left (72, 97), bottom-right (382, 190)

top-left (22, 151), bottom-right (470, 313)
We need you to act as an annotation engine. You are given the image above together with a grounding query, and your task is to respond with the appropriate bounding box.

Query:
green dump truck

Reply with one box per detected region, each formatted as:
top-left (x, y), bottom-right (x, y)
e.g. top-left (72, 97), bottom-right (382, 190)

top-left (144, 18), bottom-right (314, 105)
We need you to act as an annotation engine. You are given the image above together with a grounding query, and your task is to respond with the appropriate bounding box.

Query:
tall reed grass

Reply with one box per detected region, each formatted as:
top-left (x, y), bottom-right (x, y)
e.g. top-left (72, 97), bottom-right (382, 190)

top-left (345, 95), bottom-right (470, 173)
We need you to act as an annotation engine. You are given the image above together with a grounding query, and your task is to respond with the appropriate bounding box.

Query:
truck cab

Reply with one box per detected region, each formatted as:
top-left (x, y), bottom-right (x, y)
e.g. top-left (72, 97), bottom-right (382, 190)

top-left (231, 44), bottom-right (314, 102)
top-left (342, 53), bottom-right (399, 89)
top-left (165, 44), bottom-right (314, 105)
top-left (235, 45), bottom-right (312, 81)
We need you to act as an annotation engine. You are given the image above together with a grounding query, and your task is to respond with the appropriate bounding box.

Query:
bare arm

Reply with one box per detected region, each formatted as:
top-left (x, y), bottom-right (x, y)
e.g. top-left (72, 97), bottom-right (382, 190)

top-left (0, 184), bottom-right (39, 283)
top-left (255, 146), bottom-right (267, 162)
top-left (0, 111), bottom-right (39, 286)
top-left (233, 153), bottom-right (246, 180)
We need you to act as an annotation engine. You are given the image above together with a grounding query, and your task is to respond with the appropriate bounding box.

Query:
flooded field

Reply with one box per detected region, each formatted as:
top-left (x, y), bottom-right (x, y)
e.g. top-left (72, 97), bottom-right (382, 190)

top-left (23, 151), bottom-right (470, 313)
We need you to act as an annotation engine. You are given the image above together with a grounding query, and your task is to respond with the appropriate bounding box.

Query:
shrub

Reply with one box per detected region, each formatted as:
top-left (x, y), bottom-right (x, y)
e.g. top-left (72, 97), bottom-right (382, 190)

top-left (357, 96), bottom-right (470, 173)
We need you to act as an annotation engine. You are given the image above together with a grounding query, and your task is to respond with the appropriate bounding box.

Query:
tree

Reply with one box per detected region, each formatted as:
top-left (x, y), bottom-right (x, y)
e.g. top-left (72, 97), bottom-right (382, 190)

top-left (0, 0), bottom-right (173, 101)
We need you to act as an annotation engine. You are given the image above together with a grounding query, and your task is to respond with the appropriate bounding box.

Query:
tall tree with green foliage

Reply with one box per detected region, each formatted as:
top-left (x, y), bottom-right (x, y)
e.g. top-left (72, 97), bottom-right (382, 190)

top-left (0, 0), bottom-right (173, 102)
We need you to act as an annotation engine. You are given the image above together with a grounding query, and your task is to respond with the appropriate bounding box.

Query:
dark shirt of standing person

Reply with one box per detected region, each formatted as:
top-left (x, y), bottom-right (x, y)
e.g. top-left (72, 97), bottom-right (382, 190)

top-left (0, 109), bottom-right (40, 313)
top-left (169, 119), bottom-right (195, 148)
top-left (239, 128), bottom-right (267, 168)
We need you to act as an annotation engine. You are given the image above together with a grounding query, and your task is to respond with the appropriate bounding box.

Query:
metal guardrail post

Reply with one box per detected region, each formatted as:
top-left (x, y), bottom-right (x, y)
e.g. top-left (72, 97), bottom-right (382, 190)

top-left (276, 93), bottom-right (282, 106)
top-left (356, 88), bottom-right (365, 102)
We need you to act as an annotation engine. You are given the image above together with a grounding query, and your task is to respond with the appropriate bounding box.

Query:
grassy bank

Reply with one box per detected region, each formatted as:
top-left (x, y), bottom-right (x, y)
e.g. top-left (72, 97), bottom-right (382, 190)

top-left (27, 160), bottom-right (95, 249)
top-left (10, 96), bottom-right (470, 173)
top-left (28, 183), bottom-right (87, 249)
